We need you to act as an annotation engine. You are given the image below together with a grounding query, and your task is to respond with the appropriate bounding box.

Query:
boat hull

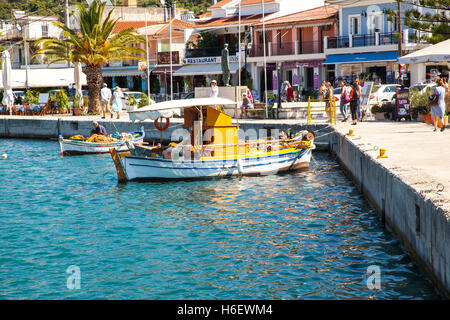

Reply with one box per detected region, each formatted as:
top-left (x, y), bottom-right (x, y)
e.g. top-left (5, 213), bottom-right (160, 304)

top-left (59, 131), bottom-right (145, 156)
top-left (121, 148), bottom-right (312, 181)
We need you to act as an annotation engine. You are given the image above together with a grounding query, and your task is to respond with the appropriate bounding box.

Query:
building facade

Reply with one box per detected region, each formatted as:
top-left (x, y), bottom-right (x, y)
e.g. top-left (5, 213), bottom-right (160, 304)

top-left (249, 4), bottom-right (338, 100)
top-left (175, 0), bottom-right (326, 93)
top-left (324, 0), bottom-right (432, 85)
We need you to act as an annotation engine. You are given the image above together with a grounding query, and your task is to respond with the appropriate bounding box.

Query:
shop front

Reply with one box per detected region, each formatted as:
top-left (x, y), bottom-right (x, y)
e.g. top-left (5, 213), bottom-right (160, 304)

top-left (151, 65), bottom-right (183, 99)
top-left (174, 55), bottom-right (243, 92)
top-left (324, 51), bottom-right (399, 84)
top-left (102, 66), bottom-right (147, 92)
top-left (255, 60), bottom-right (324, 101)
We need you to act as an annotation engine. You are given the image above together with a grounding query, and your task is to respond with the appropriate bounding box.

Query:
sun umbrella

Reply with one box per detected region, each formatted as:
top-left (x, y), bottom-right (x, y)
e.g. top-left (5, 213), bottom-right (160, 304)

top-left (1, 50), bottom-right (15, 115)
top-left (74, 62), bottom-right (83, 108)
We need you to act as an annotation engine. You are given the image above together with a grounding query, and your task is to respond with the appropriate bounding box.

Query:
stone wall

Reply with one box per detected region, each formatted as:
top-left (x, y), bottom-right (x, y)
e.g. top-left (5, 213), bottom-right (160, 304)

top-left (330, 130), bottom-right (450, 298)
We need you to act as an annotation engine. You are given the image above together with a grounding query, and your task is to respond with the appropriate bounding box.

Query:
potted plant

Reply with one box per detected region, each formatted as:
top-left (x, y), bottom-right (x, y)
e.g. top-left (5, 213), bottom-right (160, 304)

top-left (56, 89), bottom-right (69, 113)
top-left (72, 94), bottom-right (83, 116)
top-left (48, 93), bottom-right (57, 113)
top-left (379, 102), bottom-right (395, 120)
top-left (410, 89), bottom-right (431, 122)
top-left (411, 105), bottom-right (429, 122)
top-left (138, 93), bottom-right (150, 109)
top-left (370, 104), bottom-right (384, 120)
top-left (126, 94), bottom-right (137, 112)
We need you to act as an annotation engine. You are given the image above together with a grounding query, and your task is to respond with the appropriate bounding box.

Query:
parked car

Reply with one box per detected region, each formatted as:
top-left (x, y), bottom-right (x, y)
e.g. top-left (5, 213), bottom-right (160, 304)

top-left (182, 91), bottom-right (194, 99)
top-left (409, 83), bottom-right (436, 94)
top-left (369, 84), bottom-right (402, 105)
top-left (13, 91), bottom-right (25, 100)
top-left (333, 87), bottom-right (342, 102)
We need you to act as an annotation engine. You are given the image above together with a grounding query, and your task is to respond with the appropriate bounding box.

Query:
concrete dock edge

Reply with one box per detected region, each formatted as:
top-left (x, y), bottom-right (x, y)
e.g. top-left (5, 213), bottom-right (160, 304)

top-left (330, 130), bottom-right (450, 298)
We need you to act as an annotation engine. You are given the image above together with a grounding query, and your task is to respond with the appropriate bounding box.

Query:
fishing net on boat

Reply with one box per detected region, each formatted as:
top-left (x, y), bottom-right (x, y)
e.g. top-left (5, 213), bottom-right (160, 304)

top-left (86, 134), bottom-right (119, 143)
top-left (68, 135), bottom-right (85, 141)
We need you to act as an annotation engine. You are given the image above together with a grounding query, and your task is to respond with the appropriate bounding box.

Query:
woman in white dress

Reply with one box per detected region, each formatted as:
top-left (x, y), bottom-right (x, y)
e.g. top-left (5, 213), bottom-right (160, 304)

top-left (112, 86), bottom-right (124, 119)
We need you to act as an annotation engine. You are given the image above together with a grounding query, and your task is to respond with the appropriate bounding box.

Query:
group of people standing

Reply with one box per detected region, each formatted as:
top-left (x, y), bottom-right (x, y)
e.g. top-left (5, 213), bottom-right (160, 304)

top-left (100, 83), bottom-right (124, 119)
top-left (321, 80), bottom-right (364, 125)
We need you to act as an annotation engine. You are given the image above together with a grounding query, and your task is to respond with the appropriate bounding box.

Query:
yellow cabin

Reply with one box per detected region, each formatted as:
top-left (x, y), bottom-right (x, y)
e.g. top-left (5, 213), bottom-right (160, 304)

top-left (184, 105), bottom-right (240, 159)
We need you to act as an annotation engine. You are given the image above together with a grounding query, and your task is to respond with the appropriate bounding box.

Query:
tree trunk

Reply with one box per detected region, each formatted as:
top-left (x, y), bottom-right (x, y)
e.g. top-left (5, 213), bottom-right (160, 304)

top-left (85, 64), bottom-right (103, 114)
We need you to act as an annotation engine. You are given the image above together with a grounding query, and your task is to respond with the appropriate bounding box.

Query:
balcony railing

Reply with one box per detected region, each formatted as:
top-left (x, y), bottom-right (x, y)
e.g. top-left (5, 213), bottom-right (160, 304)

top-left (352, 34), bottom-right (376, 47)
top-left (326, 31), bottom-right (422, 50)
top-left (185, 46), bottom-right (238, 58)
top-left (250, 41), bottom-right (323, 57)
top-left (379, 32), bottom-right (398, 45)
top-left (327, 36), bottom-right (350, 49)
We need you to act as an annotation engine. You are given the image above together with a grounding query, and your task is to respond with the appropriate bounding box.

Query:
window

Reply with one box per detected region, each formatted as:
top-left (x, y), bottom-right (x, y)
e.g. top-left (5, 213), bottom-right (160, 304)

top-left (161, 40), bottom-right (170, 52)
top-left (42, 23), bottom-right (48, 37)
top-left (384, 86), bottom-right (397, 93)
top-left (349, 15), bottom-right (361, 35)
top-left (368, 13), bottom-right (384, 34)
top-left (388, 15), bottom-right (398, 33)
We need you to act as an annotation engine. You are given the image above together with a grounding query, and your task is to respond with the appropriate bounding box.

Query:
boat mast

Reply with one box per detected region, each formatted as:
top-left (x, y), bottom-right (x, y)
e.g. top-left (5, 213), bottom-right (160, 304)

top-left (262, 0), bottom-right (268, 118)
top-left (145, 11), bottom-right (151, 99)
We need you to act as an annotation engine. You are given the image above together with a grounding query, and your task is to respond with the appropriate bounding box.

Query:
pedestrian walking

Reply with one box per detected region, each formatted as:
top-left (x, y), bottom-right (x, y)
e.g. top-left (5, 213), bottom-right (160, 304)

top-left (355, 78), bottom-right (362, 121)
top-left (112, 87), bottom-right (124, 119)
top-left (429, 78), bottom-right (447, 132)
top-left (100, 83), bottom-right (112, 119)
top-left (339, 80), bottom-right (350, 122)
top-left (349, 82), bottom-right (360, 125)
top-left (324, 82), bottom-right (334, 123)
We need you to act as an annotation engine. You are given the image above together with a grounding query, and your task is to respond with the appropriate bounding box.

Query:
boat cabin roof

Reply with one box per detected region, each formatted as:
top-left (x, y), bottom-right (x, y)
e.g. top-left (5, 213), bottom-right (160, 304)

top-left (131, 97), bottom-right (237, 113)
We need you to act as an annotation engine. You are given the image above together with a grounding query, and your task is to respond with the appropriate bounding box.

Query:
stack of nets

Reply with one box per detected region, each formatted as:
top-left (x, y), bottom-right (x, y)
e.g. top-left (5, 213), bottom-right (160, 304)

top-left (68, 135), bottom-right (85, 141)
top-left (86, 134), bottom-right (119, 143)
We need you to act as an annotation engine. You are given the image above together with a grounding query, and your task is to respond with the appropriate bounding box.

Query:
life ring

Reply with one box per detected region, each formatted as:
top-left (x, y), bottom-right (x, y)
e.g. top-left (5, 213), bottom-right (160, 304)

top-left (154, 117), bottom-right (170, 131)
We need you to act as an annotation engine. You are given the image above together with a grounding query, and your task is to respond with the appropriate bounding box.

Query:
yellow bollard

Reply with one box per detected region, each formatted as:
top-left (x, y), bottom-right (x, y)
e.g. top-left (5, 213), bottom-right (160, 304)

top-left (377, 148), bottom-right (388, 158)
top-left (347, 129), bottom-right (355, 136)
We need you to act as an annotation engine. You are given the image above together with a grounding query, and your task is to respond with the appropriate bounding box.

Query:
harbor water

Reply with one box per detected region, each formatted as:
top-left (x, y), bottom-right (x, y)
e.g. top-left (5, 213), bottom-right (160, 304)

top-left (0, 139), bottom-right (440, 299)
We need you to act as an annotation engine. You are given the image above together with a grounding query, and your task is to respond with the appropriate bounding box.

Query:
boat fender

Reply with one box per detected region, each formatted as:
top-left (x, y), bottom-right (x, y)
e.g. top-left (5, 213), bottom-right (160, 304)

top-left (305, 131), bottom-right (315, 141)
top-left (237, 158), bottom-right (244, 174)
top-left (125, 140), bottom-right (135, 151)
top-left (154, 117), bottom-right (170, 131)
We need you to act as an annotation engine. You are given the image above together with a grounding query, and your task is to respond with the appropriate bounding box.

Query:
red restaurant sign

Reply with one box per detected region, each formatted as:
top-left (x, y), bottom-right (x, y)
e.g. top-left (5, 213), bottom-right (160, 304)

top-left (157, 51), bottom-right (180, 65)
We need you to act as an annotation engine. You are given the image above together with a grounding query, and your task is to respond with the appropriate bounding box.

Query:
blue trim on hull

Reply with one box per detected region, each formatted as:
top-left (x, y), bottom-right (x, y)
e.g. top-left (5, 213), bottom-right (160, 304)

top-left (127, 149), bottom-right (310, 170)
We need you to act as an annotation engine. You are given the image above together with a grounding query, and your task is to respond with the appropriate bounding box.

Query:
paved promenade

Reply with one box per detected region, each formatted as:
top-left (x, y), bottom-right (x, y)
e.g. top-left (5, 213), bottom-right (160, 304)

top-left (333, 120), bottom-right (450, 215)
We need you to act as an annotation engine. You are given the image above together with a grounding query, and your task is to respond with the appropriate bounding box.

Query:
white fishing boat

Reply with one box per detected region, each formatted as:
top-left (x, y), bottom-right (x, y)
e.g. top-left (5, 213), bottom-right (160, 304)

top-left (59, 128), bottom-right (145, 156)
top-left (110, 98), bottom-right (315, 182)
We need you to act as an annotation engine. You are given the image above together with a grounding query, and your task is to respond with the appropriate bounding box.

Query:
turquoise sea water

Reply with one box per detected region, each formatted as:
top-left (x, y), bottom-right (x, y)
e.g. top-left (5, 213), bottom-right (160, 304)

top-left (0, 138), bottom-right (440, 299)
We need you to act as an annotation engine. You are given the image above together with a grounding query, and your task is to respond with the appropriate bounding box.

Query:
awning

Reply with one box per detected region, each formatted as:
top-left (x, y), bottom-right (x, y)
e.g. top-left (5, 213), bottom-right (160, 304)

top-left (129, 97), bottom-right (237, 122)
top-left (102, 66), bottom-right (145, 77)
top-left (151, 65), bottom-right (182, 74)
top-left (174, 63), bottom-right (241, 76)
top-left (0, 67), bottom-right (87, 89)
top-left (323, 51), bottom-right (399, 65)
top-left (398, 39), bottom-right (450, 64)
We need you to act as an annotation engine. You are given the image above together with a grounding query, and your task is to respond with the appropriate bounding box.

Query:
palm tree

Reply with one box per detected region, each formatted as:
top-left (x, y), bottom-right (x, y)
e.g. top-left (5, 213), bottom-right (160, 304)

top-left (34, 0), bottom-right (146, 113)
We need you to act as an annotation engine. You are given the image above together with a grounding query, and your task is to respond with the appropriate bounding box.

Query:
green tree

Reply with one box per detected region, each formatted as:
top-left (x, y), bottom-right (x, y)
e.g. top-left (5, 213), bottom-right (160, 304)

top-left (34, 0), bottom-right (146, 113)
top-left (389, 0), bottom-right (450, 44)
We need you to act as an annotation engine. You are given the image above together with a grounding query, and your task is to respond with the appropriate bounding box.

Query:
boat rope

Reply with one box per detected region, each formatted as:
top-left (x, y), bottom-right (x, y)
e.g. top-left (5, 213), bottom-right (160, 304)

top-left (313, 126), bottom-right (332, 134)
top-left (314, 131), bottom-right (334, 140)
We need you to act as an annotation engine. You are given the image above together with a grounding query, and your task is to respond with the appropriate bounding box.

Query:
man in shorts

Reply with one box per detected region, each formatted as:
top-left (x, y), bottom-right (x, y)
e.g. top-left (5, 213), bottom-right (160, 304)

top-left (100, 83), bottom-right (112, 119)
